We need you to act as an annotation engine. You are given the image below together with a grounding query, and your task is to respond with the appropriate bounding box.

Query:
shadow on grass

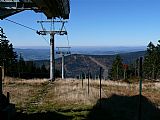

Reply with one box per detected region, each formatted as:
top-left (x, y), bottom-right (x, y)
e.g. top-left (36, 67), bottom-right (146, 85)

top-left (12, 95), bottom-right (160, 120)
top-left (14, 111), bottom-right (72, 120)
top-left (88, 94), bottom-right (160, 120)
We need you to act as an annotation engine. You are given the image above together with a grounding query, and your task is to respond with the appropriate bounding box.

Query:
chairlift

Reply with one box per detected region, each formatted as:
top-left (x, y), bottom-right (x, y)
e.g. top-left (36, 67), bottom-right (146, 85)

top-left (56, 46), bottom-right (71, 55)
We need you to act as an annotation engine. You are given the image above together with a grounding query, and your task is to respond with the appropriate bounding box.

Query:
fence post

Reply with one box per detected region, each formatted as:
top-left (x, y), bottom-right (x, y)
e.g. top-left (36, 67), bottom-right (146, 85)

top-left (0, 66), bottom-right (2, 95)
top-left (81, 73), bottom-right (83, 88)
top-left (88, 70), bottom-right (90, 95)
top-left (99, 67), bottom-right (102, 108)
top-left (138, 57), bottom-right (143, 120)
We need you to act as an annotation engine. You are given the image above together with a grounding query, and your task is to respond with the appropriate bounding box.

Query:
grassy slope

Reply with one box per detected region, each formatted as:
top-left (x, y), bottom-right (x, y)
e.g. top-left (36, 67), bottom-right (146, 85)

top-left (3, 77), bottom-right (160, 120)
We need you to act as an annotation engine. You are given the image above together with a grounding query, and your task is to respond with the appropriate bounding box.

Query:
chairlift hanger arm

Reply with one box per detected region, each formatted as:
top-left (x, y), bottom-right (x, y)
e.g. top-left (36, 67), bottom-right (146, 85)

top-left (60, 22), bottom-right (65, 31)
top-left (39, 22), bottom-right (45, 31)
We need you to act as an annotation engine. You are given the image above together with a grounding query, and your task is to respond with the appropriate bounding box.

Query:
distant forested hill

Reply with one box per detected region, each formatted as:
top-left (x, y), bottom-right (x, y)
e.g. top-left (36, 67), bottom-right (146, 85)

top-left (33, 51), bottom-right (146, 78)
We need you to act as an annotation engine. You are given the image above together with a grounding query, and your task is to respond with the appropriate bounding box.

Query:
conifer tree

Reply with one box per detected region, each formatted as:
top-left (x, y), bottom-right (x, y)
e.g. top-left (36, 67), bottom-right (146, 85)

top-left (110, 55), bottom-right (123, 80)
top-left (0, 27), bottom-right (17, 75)
top-left (143, 41), bottom-right (160, 79)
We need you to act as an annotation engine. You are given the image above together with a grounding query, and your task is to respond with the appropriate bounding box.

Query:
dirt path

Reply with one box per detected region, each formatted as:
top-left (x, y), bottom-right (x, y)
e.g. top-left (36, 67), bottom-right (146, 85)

top-left (28, 82), bottom-right (51, 106)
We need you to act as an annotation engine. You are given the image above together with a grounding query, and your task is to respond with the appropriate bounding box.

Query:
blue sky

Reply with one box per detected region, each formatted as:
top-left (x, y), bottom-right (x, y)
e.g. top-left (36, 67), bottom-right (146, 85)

top-left (1, 0), bottom-right (160, 47)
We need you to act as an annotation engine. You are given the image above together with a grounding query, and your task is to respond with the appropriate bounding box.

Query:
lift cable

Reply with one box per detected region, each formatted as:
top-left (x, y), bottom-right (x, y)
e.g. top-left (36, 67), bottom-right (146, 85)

top-left (5, 18), bottom-right (37, 32)
top-left (59, 17), bottom-right (70, 48)
top-left (41, 35), bottom-right (49, 44)
top-left (4, 18), bottom-right (49, 45)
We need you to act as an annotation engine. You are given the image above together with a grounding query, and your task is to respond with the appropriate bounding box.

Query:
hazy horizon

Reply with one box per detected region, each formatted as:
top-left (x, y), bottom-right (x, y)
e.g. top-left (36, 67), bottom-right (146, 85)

top-left (15, 46), bottom-right (146, 60)
top-left (15, 45), bottom-right (146, 49)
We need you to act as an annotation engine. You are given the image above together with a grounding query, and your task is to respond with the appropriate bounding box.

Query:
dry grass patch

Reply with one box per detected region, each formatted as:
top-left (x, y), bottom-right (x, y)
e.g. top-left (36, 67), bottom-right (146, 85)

top-left (2, 77), bottom-right (160, 114)
top-left (3, 77), bottom-right (49, 112)
top-left (41, 79), bottom-right (103, 109)
top-left (3, 77), bottom-right (48, 85)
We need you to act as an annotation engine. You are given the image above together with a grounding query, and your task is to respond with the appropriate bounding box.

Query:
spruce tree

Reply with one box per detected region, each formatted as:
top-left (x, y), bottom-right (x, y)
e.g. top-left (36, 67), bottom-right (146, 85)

top-left (143, 41), bottom-right (160, 79)
top-left (110, 55), bottom-right (123, 80)
top-left (0, 27), bottom-right (17, 75)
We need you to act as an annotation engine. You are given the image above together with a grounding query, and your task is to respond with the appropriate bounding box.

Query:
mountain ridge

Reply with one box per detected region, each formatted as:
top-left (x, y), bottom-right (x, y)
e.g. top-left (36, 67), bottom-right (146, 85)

top-left (34, 51), bottom-right (146, 78)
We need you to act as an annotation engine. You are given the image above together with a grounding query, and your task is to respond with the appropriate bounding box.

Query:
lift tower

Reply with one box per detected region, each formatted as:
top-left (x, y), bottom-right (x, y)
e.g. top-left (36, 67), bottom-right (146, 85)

top-left (56, 47), bottom-right (71, 79)
top-left (37, 20), bottom-right (67, 81)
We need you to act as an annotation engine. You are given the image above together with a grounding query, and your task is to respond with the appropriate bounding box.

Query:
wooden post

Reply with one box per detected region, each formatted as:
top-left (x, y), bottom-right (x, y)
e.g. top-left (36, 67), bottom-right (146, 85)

top-left (138, 57), bottom-right (143, 120)
top-left (0, 66), bottom-right (2, 94)
top-left (99, 67), bottom-right (102, 108)
top-left (81, 73), bottom-right (83, 88)
top-left (88, 70), bottom-right (89, 95)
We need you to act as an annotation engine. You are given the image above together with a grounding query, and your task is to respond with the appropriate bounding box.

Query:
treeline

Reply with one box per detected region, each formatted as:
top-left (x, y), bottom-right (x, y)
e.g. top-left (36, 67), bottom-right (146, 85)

top-left (10, 54), bottom-right (50, 79)
top-left (109, 40), bottom-right (160, 81)
top-left (9, 54), bottom-right (60, 79)
top-left (143, 41), bottom-right (160, 79)
top-left (109, 55), bottom-right (142, 81)
top-left (0, 27), bottom-right (60, 79)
